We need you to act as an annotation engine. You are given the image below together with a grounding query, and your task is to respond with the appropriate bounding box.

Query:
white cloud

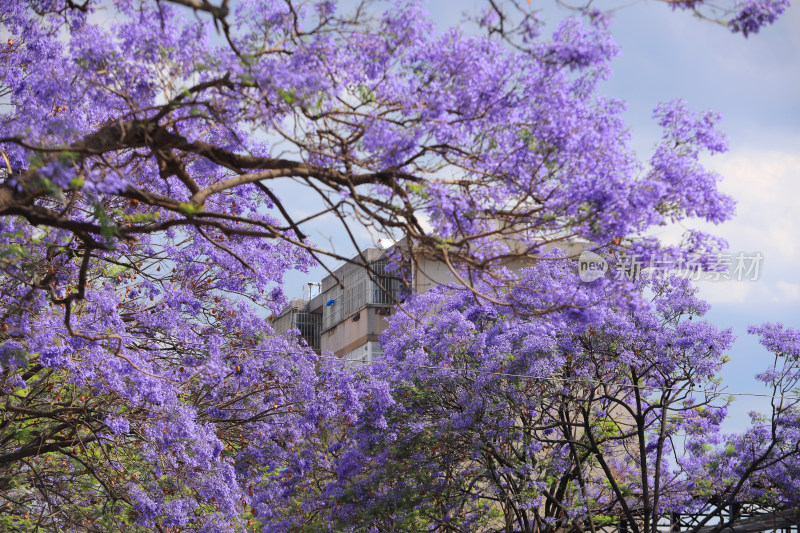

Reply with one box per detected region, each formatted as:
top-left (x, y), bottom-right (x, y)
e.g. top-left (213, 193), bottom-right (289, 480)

top-left (696, 280), bottom-right (753, 304)
top-left (709, 148), bottom-right (800, 265)
top-left (772, 281), bottom-right (800, 303)
top-left (646, 146), bottom-right (800, 309)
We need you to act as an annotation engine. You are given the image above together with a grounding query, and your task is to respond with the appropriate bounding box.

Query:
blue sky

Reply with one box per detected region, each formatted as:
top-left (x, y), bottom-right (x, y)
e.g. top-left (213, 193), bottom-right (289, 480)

top-left (592, 1), bottom-right (800, 431)
top-left (279, 1), bottom-right (800, 431)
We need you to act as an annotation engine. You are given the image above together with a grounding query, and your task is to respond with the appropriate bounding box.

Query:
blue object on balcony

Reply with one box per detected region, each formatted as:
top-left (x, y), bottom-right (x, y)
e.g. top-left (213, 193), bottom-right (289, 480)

top-left (326, 299), bottom-right (335, 306)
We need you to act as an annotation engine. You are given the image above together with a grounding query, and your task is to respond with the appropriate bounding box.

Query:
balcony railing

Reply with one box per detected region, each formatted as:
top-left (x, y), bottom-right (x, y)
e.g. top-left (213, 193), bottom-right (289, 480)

top-left (322, 259), bottom-right (402, 331)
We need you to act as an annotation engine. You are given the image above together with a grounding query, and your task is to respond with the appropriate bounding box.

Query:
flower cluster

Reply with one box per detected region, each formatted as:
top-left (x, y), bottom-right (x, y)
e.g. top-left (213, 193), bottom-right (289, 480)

top-left (729, 0), bottom-right (791, 37)
top-left (0, 0), bottom-right (794, 530)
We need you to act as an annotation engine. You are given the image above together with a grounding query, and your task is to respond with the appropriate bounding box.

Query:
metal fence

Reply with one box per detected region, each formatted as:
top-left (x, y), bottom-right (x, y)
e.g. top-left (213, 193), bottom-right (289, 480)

top-left (322, 258), bottom-right (402, 331)
top-left (273, 303), bottom-right (322, 351)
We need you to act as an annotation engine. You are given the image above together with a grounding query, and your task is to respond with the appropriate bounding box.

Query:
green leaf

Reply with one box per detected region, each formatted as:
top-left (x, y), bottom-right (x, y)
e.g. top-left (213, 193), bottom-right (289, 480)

top-left (123, 212), bottom-right (161, 224)
top-left (277, 88), bottom-right (296, 105)
top-left (178, 202), bottom-right (203, 216)
top-left (357, 84), bottom-right (375, 103)
top-left (93, 201), bottom-right (122, 240)
top-left (13, 427), bottom-right (33, 441)
top-left (0, 243), bottom-right (30, 259)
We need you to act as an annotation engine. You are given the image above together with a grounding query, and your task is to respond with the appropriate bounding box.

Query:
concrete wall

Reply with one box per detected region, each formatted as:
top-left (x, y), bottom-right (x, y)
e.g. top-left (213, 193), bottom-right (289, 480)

top-left (298, 240), bottom-right (593, 357)
top-left (320, 306), bottom-right (392, 356)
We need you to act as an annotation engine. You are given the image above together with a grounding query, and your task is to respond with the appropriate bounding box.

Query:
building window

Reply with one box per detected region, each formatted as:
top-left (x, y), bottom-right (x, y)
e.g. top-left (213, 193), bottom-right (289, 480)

top-left (343, 341), bottom-right (384, 364)
top-left (368, 259), bottom-right (400, 306)
top-left (294, 309), bottom-right (322, 351)
top-left (273, 302), bottom-right (322, 351)
top-left (321, 257), bottom-right (404, 331)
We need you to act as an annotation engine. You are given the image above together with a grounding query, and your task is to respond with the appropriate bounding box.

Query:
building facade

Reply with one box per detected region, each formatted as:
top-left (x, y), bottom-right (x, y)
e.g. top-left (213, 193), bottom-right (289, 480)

top-left (272, 248), bottom-right (404, 361)
top-left (273, 241), bottom-right (589, 359)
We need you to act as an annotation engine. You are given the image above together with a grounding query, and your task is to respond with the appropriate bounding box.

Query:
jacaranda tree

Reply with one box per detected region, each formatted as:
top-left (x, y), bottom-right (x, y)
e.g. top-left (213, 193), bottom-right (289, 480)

top-left (0, 0), bottom-right (792, 531)
top-left (323, 274), bottom-right (800, 532)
